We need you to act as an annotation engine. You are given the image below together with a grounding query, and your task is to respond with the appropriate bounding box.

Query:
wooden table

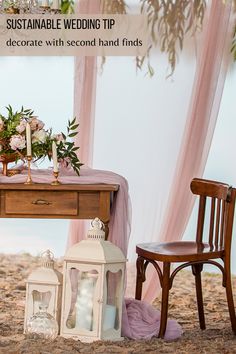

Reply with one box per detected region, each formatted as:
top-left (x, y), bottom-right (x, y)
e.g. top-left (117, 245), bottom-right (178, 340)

top-left (0, 183), bottom-right (119, 238)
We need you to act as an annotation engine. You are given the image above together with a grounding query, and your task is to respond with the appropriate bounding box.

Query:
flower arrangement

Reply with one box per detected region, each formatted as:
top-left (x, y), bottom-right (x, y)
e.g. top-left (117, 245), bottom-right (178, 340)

top-left (0, 105), bottom-right (83, 175)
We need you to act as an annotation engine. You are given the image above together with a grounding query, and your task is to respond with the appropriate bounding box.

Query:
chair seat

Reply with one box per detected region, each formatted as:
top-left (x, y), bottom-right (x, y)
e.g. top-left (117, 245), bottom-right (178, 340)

top-left (136, 241), bottom-right (224, 262)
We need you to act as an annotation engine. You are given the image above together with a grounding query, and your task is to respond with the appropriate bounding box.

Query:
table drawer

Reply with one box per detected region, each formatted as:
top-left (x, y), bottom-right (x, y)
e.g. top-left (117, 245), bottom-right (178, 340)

top-left (4, 191), bottom-right (78, 216)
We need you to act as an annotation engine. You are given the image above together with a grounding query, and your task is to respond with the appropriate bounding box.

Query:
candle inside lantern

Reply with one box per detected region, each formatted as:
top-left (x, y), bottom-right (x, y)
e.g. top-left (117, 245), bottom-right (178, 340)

top-left (75, 273), bottom-right (96, 331)
top-left (26, 122), bottom-right (32, 156)
top-left (103, 305), bottom-right (116, 331)
top-left (52, 141), bottom-right (58, 173)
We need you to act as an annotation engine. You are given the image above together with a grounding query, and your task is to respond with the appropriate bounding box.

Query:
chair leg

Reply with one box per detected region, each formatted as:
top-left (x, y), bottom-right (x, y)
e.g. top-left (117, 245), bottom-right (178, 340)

top-left (224, 260), bottom-right (236, 334)
top-left (135, 256), bottom-right (145, 300)
top-left (158, 262), bottom-right (171, 338)
top-left (192, 263), bottom-right (205, 330)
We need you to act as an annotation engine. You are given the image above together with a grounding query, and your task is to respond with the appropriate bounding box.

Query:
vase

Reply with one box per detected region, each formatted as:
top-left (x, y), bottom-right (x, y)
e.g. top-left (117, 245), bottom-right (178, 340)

top-left (26, 303), bottom-right (58, 341)
top-left (0, 154), bottom-right (21, 176)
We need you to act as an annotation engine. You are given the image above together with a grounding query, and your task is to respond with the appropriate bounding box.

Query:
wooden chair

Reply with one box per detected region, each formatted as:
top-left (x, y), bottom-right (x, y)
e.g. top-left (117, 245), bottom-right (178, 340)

top-left (135, 178), bottom-right (236, 338)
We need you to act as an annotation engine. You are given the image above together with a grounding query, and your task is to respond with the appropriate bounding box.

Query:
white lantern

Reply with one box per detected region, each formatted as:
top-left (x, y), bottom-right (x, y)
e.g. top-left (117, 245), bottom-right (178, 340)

top-left (60, 218), bottom-right (126, 342)
top-left (24, 250), bottom-right (63, 333)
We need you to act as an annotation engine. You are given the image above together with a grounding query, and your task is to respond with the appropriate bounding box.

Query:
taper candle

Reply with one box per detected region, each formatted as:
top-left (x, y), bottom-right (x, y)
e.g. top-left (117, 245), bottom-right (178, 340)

top-left (26, 123), bottom-right (32, 156)
top-left (52, 141), bottom-right (58, 172)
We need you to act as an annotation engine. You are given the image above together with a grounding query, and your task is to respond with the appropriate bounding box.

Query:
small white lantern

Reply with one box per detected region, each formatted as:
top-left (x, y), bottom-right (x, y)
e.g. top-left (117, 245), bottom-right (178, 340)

top-left (60, 218), bottom-right (126, 342)
top-left (24, 250), bottom-right (63, 333)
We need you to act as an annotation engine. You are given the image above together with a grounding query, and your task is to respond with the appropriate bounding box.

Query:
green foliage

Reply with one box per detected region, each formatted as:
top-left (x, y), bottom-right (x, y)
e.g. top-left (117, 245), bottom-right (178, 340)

top-left (0, 105), bottom-right (83, 176)
top-left (61, 0), bottom-right (74, 14)
top-left (56, 117), bottom-right (83, 176)
top-left (0, 106), bottom-right (33, 140)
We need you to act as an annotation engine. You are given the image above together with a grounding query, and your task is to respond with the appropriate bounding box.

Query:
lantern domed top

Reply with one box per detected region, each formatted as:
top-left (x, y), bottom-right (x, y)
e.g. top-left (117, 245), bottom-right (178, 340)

top-left (64, 218), bottom-right (126, 264)
top-left (27, 250), bottom-right (63, 285)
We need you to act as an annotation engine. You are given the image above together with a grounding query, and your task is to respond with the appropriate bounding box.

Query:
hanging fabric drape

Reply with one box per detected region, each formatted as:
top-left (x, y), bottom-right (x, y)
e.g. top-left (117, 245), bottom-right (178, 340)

top-left (141, 0), bottom-right (233, 302)
top-left (68, 0), bottom-right (101, 249)
top-left (73, 0), bottom-right (101, 167)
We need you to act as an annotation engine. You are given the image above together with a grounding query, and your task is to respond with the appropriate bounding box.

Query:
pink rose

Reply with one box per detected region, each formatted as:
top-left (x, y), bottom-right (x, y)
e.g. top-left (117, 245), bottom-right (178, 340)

top-left (59, 157), bottom-right (71, 169)
top-left (10, 134), bottom-right (26, 150)
top-left (16, 120), bottom-right (27, 133)
top-left (29, 117), bottom-right (45, 131)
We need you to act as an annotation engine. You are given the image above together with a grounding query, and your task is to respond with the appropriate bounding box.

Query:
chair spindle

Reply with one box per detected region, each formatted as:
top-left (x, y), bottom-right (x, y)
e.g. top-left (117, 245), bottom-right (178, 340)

top-left (196, 196), bottom-right (206, 243)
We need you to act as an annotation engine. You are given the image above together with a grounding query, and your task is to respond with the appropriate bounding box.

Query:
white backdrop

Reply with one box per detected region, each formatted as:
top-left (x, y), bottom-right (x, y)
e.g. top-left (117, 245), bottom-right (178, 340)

top-left (93, 49), bottom-right (196, 262)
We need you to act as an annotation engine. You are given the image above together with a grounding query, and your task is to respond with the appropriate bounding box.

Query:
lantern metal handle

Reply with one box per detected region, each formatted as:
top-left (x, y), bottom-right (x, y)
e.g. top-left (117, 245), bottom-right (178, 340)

top-left (41, 250), bottom-right (55, 268)
top-left (91, 217), bottom-right (105, 230)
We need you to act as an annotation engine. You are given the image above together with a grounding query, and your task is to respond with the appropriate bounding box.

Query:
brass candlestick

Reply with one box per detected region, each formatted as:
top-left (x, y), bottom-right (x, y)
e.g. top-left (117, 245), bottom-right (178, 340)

top-left (24, 156), bottom-right (34, 184)
top-left (51, 171), bottom-right (61, 185)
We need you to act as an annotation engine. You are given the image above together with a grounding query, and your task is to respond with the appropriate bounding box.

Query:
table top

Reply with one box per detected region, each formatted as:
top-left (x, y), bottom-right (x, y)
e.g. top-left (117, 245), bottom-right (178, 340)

top-left (0, 183), bottom-right (119, 191)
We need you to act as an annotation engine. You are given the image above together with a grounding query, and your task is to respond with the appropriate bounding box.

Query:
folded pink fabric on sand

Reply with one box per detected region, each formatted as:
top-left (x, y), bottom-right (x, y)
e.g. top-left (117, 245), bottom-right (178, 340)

top-left (122, 298), bottom-right (182, 340)
top-left (0, 166), bottom-right (182, 340)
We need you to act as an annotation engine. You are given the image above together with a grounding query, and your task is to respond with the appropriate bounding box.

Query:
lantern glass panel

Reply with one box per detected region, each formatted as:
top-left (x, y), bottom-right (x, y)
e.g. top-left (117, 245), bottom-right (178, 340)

top-left (104, 270), bottom-right (122, 331)
top-left (66, 268), bottom-right (99, 332)
top-left (31, 290), bottom-right (51, 314)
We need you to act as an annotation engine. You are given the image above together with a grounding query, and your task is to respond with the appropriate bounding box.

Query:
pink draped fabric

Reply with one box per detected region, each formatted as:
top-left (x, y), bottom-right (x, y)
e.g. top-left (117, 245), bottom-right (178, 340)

top-left (74, 0), bottom-right (100, 167)
top-left (70, 0), bottom-right (101, 245)
top-left (142, 0), bottom-right (233, 302)
top-left (122, 298), bottom-right (182, 340)
top-left (74, 54), bottom-right (98, 167)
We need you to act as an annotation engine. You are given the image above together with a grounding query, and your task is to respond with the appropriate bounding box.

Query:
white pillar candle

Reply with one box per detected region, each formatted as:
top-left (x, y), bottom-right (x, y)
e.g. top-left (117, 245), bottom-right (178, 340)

top-left (75, 276), bottom-right (95, 330)
top-left (26, 123), bottom-right (32, 156)
top-left (103, 304), bottom-right (116, 331)
top-left (51, 0), bottom-right (59, 10)
top-left (52, 141), bottom-right (58, 173)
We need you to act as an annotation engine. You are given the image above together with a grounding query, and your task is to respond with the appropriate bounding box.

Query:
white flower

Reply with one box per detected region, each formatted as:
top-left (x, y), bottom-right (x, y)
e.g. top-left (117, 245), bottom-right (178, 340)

top-left (32, 129), bottom-right (47, 143)
top-left (10, 134), bottom-right (26, 150)
top-left (29, 117), bottom-right (45, 131)
top-left (16, 120), bottom-right (26, 133)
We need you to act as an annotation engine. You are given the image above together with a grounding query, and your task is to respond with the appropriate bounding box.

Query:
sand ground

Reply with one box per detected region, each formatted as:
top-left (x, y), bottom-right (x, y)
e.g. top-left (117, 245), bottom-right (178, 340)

top-left (0, 253), bottom-right (236, 354)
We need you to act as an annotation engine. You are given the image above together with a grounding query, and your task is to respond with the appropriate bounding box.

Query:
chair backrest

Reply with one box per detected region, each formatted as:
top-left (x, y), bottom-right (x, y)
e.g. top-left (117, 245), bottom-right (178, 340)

top-left (190, 178), bottom-right (236, 252)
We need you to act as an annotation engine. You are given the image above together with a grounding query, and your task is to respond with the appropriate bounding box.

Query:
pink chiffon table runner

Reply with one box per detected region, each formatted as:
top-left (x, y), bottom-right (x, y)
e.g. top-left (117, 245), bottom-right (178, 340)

top-left (0, 166), bottom-right (182, 340)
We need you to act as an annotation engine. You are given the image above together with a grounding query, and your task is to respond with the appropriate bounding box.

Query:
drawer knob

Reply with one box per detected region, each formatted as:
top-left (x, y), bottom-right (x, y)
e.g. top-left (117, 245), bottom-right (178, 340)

top-left (32, 199), bottom-right (52, 205)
